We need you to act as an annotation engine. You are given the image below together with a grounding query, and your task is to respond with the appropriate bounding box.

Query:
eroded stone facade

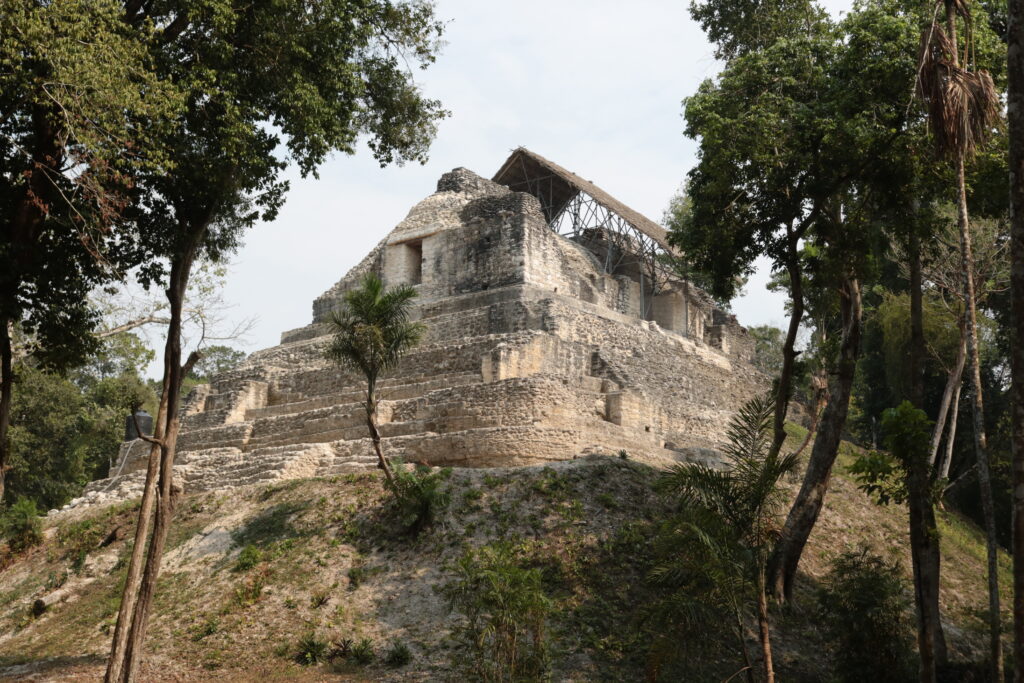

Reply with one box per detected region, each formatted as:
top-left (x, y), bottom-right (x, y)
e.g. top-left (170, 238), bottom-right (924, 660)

top-left (70, 163), bottom-right (766, 509)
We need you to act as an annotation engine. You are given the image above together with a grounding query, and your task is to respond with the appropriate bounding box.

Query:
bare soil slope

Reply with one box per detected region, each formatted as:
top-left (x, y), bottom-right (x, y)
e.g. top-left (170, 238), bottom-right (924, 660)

top-left (0, 437), bottom-right (1010, 681)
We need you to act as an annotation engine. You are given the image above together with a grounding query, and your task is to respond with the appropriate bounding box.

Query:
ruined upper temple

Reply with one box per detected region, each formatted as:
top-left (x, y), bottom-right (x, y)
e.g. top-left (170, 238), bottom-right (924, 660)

top-left (72, 149), bottom-right (766, 508)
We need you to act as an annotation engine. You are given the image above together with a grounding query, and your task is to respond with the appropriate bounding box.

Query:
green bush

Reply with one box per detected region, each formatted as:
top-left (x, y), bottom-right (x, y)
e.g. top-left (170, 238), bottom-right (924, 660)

top-left (1, 498), bottom-right (43, 553)
top-left (233, 544), bottom-right (262, 572)
top-left (351, 637), bottom-right (375, 665)
top-left (383, 639), bottom-right (412, 667)
top-left (387, 464), bottom-right (451, 535)
top-left (441, 541), bottom-right (551, 682)
top-left (816, 548), bottom-right (915, 682)
top-left (294, 631), bottom-right (330, 665)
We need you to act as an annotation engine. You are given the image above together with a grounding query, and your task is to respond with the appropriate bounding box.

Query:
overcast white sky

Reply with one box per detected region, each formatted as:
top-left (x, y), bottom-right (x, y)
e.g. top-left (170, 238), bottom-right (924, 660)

top-left (208, 0), bottom-right (853, 360)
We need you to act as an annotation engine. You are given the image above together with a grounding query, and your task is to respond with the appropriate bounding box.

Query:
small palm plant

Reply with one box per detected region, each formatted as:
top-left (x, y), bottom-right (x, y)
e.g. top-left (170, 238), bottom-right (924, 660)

top-left (649, 392), bottom-right (798, 683)
top-left (326, 273), bottom-right (425, 486)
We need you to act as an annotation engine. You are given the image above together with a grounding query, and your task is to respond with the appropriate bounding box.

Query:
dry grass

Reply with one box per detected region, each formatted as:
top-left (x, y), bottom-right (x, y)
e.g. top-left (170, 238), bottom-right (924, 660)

top-left (0, 437), bottom-right (1010, 681)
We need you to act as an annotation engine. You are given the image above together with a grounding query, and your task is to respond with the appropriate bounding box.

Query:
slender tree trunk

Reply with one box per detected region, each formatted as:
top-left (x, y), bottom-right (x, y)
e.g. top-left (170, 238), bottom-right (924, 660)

top-left (769, 234), bottom-right (805, 460)
top-left (106, 224), bottom-right (205, 682)
top-left (955, 149), bottom-right (1003, 681)
top-left (945, 5), bottom-right (1002, 675)
top-left (0, 318), bottom-right (12, 504)
top-left (938, 381), bottom-right (962, 481)
top-left (365, 379), bottom-right (395, 486)
top-left (769, 277), bottom-right (862, 602)
top-left (756, 566), bottom-right (775, 683)
top-left (929, 327), bottom-right (967, 469)
top-left (1008, 0), bottom-right (1024, 673)
top-left (104, 402), bottom-right (166, 682)
top-left (910, 210), bottom-right (926, 408)
top-left (908, 453), bottom-right (947, 683)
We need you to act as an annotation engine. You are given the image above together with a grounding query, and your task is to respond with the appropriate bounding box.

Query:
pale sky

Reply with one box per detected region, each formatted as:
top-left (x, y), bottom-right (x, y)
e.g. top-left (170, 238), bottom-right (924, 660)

top-left (207, 0), bottom-right (852, 361)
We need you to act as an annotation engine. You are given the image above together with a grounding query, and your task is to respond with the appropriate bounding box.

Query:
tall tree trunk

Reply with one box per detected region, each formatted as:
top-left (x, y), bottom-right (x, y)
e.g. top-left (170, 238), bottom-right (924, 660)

top-left (1008, 0), bottom-right (1024, 673)
top-left (908, 451), bottom-right (948, 682)
top-left (929, 327), bottom-right (967, 469)
top-left (956, 149), bottom-right (1004, 682)
top-left (106, 225), bottom-right (205, 682)
top-left (768, 277), bottom-right (862, 602)
top-left (938, 380), bottom-right (962, 481)
top-left (756, 566), bottom-right (775, 683)
top-left (769, 233), bottom-right (805, 460)
top-left (0, 318), bottom-right (12, 504)
top-left (945, 5), bottom-right (1002, 675)
top-left (104, 400), bottom-right (166, 682)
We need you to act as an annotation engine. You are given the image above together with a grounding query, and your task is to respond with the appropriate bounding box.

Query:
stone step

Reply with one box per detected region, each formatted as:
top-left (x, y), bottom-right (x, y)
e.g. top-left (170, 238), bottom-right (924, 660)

top-left (249, 371), bottom-right (482, 419)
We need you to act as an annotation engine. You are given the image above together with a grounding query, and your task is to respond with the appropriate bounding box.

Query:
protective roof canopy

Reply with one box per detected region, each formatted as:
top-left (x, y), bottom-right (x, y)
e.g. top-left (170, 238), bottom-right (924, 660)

top-left (492, 147), bottom-right (672, 251)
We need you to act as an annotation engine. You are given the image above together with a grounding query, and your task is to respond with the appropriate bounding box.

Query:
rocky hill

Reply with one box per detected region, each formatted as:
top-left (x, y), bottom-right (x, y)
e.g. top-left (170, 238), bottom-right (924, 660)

top-left (0, 427), bottom-right (1010, 681)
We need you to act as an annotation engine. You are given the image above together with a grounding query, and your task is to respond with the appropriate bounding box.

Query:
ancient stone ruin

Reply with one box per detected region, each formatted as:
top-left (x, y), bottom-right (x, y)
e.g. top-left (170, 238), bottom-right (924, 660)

top-left (69, 148), bottom-right (766, 509)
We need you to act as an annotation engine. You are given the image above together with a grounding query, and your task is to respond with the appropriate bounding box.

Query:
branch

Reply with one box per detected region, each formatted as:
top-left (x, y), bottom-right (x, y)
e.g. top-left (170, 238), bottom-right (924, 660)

top-left (130, 408), bottom-right (162, 447)
top-left (96, 314), bottom-right (172, 338)
top-left (181, 350), bottom-right (202, 378)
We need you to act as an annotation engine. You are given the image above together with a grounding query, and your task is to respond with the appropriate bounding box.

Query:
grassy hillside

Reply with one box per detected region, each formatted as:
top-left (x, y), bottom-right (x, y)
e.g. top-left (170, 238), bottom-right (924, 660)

top-left (0, 431), bottom-right (1011, 681)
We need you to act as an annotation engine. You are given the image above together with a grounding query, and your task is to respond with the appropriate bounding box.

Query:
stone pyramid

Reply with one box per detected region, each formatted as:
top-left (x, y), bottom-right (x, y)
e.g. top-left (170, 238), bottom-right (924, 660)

top-left (71, 150), bottom-right (765, 509)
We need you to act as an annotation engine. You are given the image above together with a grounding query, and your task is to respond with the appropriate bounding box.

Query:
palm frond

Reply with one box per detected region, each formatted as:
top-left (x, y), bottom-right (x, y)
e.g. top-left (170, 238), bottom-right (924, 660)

top-left (918, 24), bottom-right (1000, 158)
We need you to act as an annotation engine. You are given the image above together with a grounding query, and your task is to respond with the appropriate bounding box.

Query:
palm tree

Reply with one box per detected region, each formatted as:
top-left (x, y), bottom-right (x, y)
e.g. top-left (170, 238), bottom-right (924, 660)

top-left (918, 2), bottom-right (1002, 678)
top-left (326, 273), bottom-right (425, 486)
top-left (650, 393), bottom-right (799, 683)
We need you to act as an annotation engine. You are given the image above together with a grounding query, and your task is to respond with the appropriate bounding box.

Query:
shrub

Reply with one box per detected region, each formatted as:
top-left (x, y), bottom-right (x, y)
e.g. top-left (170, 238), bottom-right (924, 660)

top-left (383, 639), bottom-right (412, 667)
top-left (310, 590), bottom-right (330, 608)
top-left (234, 567), bottom-right (270, 607)
top-left (816, 548), bottom-right (915, 682)
top-left (351, 637), bottom-right (375, 665)
top-left (441, 541), bottom-right (551, 681)
top-left (191, 616), bottom-right (219, 642)
top-left (233, 544), bottom-right (262, 572)
top-left (1, 498), bottom-right (43, 553)
top-left (387, 464), bottom-right (451, 535)
top-left (294, 631), bottom-right (330, 665)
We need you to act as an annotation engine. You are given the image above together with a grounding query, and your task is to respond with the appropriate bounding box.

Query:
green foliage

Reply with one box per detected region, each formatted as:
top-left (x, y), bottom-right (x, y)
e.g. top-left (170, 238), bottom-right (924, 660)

top-left (350, 637), bottom-right (376, 665)
top-left (190, 346), bottom-right (246, 383)
top-left (882, 401), bottom-right (934, 473)
top-left (326, 273), bottom-right (426, 387)
top-left (294, 631), bottom-right (330, 666)
top-left (746, 324), bottom-right (785, 377)
top-left (386, 464), bottom-right (451, 535)
top-left (816, 549), bottom-right (915, 682)
top-left (0, 498), bottom-right (43, 553)
top-left (190, 616), bottom-right (220, 642)
top-left (441, 541), bottom-right (551, 682)
top-left (648, 392), bottom-right (798, 676)
top-left (689, 0), bottom-right (827, 59)
top-left (232, 544), bottom-right (262, 572)
top-left (849, 450), bottom-right (908, 505)
top-left (5, 362), bottom-right (156, 510)
top-left (0, 0), bottom-right (182, 377)
top-left (383, 640), bottom-right (412, 667)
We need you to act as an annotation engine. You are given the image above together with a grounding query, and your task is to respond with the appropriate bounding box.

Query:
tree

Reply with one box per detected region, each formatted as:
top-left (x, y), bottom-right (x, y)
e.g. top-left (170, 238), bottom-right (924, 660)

top-left (1008, 0), bottom-right (1024, 672)
top-left (190, 346), bottom-right (246, 382)
top-left (850, 402), bottom-right (945, 682)
top-left (325, 273), bottom-right (425, 486)
top-left (816, 548), bottom-right (916, 682)
top-left (918, 2), bottom-right (1004, 675)
top-left (0, 0), bottom-right (179, 505)
top-left (104, 3), bottom-right (446, 680)
top-left (651, 393), bottom-right (799, 683)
